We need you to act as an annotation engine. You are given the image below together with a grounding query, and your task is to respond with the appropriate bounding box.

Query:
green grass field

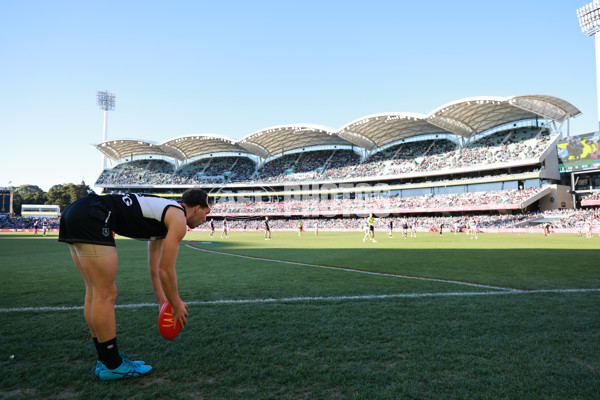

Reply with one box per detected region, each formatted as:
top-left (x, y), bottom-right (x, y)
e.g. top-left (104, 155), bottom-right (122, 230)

top-left (1, 230), bottom-right (599, 399)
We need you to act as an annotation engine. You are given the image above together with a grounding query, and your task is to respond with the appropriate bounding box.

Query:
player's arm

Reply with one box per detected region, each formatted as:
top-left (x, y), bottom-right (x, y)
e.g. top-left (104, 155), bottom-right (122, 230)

top-left (157, 206), bottom-right (189, 327)
top-left (148, 240), bottom-right (167, 306)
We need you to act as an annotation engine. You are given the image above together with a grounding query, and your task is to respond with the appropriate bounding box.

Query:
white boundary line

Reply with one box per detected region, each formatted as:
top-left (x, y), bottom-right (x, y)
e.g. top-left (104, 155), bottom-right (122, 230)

top-left (1, 288), bottom-right (599, 313)
top-left (184, 244), bottom-right (516, 291)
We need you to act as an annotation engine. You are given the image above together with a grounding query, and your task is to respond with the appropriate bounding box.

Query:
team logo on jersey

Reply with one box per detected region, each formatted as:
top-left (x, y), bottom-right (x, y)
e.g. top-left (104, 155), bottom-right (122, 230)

top-left (102, 227), bottom-right (110, 237)
top-left (122, 194), bottom-right (133, 206)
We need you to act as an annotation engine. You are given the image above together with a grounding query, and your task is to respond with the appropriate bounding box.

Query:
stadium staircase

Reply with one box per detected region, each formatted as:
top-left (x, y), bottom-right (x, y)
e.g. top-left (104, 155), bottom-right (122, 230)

top-left (512, 214), bottom-right (569, 228)
top-left (518, 186), bottom-right (552, 209)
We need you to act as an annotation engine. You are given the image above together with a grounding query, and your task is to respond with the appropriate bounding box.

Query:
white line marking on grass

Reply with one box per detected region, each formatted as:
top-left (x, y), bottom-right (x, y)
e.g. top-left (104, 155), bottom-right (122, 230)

top-left (2, 288), bottom-right (599, 313)
top-left (185, 244), bottom-right (516, 291)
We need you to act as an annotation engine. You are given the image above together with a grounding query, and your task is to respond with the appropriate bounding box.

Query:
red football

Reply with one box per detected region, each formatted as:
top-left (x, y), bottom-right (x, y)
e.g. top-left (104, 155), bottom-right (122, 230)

top-left (158, 301), bottom-right (182, 340)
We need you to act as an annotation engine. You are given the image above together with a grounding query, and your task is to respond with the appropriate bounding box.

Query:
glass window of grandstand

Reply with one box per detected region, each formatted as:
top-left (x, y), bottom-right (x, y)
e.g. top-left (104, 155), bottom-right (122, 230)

top-left (575, 177), bottom-right (590, 191)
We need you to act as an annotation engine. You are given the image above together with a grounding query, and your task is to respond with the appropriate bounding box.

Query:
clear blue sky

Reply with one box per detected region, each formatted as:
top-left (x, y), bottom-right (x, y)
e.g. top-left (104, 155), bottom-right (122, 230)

top-left (1, 0), bottom-right (597, 191)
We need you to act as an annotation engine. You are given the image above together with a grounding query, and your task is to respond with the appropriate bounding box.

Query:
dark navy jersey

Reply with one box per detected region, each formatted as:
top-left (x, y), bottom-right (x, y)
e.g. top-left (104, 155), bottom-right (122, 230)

top-left (100, 194), bottom-right (184, 240)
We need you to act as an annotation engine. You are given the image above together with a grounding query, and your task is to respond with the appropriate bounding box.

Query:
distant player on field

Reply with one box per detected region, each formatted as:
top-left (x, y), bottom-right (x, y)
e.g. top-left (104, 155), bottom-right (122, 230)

top-left (221, 218), bottom-right (229, 239)
top-left (543, 222), bottom-right (552, 236)
top-left (363, 213), bottom-right (377, 243)
top-left (585, 219), bottom-right (592, 238)
top-left (469, 217), bottom-right (478, 239)
top-left (209, 218), bottom-right (215, 237)
top-left (401, 217), bottom-right (408, 239)
top-left (263, 217), bottom-right (271, 240)
top-left (361, 218), bottom-right (370, 241)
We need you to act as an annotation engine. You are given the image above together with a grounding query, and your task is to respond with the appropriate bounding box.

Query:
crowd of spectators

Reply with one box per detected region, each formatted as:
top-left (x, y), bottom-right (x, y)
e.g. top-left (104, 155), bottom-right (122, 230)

top-left (203, 206), bottom-right (599, 232)
top-left (211, 188), bottom-right (544, 215)
top-left (432, 128), bottom-right (552, 170)
top-left (0, 216), bottom-right (60, 230)
top-left (96, 160), bottom-right (176, 186)
top-left (96, 157), bottom-right (257, 186)
top-left (312, 150), bottom-right (362, 180)
top-left (540, 207), bottom-right (600, 229)
top-left (254, 150), bottom-right (340, 183)
top-left (2, 209), bottom-right (598, 232)
top-left (582, 192), bottom-right (600, 202)
top-left (200, 214), bottom-right (538, 232)
top-left (95, 127), bottom-right (553, 187)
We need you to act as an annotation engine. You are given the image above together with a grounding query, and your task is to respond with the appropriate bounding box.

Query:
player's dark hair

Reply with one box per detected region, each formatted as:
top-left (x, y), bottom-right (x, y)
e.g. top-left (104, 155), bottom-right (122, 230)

top-left (181, 188), bottom-right (211, 208)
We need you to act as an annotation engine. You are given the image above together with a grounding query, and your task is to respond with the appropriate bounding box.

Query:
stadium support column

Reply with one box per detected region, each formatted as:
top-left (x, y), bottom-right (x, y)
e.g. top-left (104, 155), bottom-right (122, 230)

top-left (571, 172), bottom-right (577, 210)
top-left (578, 1), bottom-right (600, 131)
top-left (97, 91), bottom-right (116, 170)
top-left (103, 109), bottom-right (109, 143)
top-left (596, 33), bottom-right (600, 131)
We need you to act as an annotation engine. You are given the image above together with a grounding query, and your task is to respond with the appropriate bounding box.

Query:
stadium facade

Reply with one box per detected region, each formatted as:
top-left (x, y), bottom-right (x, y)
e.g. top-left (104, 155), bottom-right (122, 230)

top-left (93, 95), bottom-right (598, 224)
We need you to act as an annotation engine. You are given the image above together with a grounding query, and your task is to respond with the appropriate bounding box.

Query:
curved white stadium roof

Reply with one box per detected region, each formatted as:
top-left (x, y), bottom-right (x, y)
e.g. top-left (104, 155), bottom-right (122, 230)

top-left (338, 112), bottom-right (448, 150)
top-left (95, 139), bottom-right (170, 161)
top-left (94, 95), bottom-right (581, 164)
top-left (162, 134), bottom-right (251, 161)
top-left (426, 95), bottom-right (580, 138)
top-left (238, 124), bottom-right (351, 159)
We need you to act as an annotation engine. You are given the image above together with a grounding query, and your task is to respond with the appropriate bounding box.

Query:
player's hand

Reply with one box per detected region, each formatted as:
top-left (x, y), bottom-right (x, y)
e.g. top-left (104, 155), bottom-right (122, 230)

top-left (171, 299), bottom-right (188, 328)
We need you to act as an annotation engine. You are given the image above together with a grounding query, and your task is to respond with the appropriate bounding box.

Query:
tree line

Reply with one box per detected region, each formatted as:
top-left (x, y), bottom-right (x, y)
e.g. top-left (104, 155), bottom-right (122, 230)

top-left (9, 183), bottom-right (94, 216)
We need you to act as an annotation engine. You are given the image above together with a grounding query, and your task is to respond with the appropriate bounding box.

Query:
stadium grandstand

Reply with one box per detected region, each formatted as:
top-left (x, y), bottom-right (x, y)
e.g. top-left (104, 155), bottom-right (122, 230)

top-left (91, 94), bottom-right (600, 231)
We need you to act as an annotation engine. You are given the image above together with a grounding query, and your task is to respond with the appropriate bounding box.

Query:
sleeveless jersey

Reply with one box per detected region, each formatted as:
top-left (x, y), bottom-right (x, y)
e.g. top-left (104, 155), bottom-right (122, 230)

top-left (100, 194), bottom-right (184, 240)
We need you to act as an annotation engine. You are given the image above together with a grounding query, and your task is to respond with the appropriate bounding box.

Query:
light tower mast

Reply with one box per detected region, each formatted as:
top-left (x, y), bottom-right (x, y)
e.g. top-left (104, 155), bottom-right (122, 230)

top-left (578, 0), bottom-right (600, 131)
top-left (96, 90), bottom-right (116, 170)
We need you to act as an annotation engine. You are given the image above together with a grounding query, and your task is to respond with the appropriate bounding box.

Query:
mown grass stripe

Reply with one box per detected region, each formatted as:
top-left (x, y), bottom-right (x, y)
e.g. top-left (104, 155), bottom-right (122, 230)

top-left (185, 243), bottom-right (521, 291)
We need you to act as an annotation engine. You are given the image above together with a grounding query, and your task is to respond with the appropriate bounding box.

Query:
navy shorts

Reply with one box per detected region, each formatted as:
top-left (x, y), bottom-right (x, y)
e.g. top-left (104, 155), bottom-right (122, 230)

top-left (58, 195), bottom-right (116, 246)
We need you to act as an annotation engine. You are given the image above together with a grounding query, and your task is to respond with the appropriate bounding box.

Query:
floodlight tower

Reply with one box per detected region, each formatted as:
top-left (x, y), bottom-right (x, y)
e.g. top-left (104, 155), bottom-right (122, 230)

top-left (97, 90), bottom-right (116, 169)
top-left (578, 0), bottom-right (600, 131)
